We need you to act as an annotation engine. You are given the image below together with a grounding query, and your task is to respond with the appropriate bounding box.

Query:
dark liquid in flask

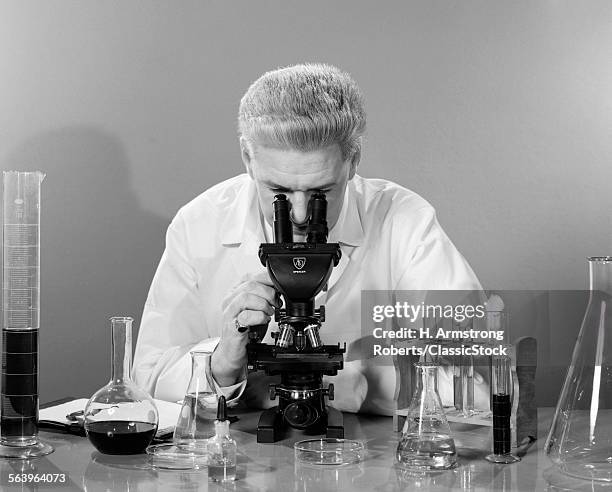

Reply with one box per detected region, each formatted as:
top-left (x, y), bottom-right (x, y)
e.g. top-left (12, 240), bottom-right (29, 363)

top-left (86, 421), bottom-right (157, 455)
top-left (492, 393), bottom-right (512, 455)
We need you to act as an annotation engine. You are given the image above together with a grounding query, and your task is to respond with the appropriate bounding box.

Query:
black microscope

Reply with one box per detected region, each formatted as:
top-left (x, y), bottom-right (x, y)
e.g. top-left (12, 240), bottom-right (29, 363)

top-left (246, 193), bottom-right (345, 443)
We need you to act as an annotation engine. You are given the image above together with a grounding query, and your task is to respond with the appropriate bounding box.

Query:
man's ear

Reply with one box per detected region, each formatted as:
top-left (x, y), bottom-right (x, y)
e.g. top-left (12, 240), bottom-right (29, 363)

top-left (240, 137), bottom-right (254, 179)
top-left (348, 138), bottom-right (362, 180)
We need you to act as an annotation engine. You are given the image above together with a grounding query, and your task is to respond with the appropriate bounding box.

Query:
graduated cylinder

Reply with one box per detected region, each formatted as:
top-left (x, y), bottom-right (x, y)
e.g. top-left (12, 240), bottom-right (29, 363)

top-left (1, 171), bottom-right (53, 458)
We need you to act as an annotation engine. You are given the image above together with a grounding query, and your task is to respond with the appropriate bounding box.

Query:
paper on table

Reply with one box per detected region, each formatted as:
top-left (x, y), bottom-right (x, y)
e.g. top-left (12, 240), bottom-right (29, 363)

top-left (39, 398), bottom-right (181, 436)
top-left (39, 398), bottom-right (89, 424)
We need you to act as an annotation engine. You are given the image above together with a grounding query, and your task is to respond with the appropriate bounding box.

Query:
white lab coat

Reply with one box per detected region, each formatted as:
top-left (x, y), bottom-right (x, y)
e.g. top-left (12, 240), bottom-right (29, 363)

top-left (132, 174), bottom-right (482, 415)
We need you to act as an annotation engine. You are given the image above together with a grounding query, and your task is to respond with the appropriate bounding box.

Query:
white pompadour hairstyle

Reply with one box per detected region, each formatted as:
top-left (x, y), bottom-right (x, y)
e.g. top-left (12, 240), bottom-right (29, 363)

top-left (238, 63), bottom-right (366, 160)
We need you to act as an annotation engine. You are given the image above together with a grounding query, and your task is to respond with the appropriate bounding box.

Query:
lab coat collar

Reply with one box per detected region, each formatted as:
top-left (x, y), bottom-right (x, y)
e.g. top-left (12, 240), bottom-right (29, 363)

top-left (220, 176), bottom-right (263, 246)
top-left (328, 179), bottom-right (364, 248)
top-left (220, 175), bottom-right (365, 248)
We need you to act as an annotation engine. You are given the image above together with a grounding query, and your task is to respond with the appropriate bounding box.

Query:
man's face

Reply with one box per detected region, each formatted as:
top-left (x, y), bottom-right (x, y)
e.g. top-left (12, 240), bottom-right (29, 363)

top-left (241, 142), bottom-right (358, 241)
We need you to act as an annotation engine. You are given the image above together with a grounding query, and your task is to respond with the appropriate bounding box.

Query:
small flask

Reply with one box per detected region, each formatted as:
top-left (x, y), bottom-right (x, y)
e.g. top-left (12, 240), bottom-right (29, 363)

top-left (397, 362), bottom-right (457, 470)
top-left (207, 396), bottom-right (237, 482)
top-left (173, 350), bottom-right (218, 444)
top-left (84, 317), bottom-right (158, 455)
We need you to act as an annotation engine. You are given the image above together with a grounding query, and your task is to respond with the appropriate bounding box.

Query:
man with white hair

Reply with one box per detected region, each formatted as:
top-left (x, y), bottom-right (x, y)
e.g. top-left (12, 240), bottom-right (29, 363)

top-left (132, 63), bottom-right (483, 414)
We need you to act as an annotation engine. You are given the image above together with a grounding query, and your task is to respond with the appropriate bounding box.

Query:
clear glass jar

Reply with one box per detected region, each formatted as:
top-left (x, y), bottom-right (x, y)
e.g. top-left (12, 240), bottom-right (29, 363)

top-left (207, 419), bottom-right (236, 482)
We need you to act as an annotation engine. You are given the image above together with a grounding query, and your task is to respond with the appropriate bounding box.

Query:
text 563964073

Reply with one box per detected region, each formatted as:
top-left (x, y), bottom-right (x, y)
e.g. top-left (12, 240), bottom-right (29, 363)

top-left (6, 473), bottom-right (67, 484)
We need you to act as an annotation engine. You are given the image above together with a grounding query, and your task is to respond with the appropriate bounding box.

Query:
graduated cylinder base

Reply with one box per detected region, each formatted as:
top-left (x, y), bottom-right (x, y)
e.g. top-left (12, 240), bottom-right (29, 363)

top-left (0, 441), bottom-right (54, 459)
top-left (485, 452), bottom-right (520, 464)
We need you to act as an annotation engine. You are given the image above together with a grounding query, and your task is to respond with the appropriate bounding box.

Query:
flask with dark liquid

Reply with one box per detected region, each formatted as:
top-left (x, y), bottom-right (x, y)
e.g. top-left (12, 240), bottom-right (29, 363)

top-left (84, 317), bottom-right (158, 455)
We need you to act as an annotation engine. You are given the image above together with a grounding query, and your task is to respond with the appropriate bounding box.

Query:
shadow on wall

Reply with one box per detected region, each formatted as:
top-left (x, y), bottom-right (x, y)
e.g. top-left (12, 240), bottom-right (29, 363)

top-left (3, 127), bottom-right (168, 402)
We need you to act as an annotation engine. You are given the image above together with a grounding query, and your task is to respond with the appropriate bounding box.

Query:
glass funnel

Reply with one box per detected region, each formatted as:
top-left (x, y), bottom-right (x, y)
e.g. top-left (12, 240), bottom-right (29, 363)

top-left (0, 171), bottom-right (53, 459)
top-left (397, 362), bottom-right (457, 470)
top-left (84, 317), bottom-right (158, 455)
top-left (545, 257), bottom-right (612, 481)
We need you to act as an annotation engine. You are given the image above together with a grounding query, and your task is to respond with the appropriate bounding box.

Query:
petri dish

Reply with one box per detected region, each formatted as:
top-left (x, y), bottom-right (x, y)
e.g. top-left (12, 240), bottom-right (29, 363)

top-left (146, 442), bottom-right (208, 470)
top-left (294, 438), bottom-right (365, 465)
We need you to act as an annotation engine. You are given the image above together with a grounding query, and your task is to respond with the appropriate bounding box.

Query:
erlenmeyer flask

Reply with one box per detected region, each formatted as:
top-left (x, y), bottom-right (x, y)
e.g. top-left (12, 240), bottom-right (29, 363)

top-left (173, 350), bottom-right (218, 444)
top-left (146, 350), bottom-right (217, 469)
top-left (84, 317), bottom-right (159, 454)
top-left (397, 362), bottom-right (457, 470)
top-left (545, 257), bottom-right (612, 481)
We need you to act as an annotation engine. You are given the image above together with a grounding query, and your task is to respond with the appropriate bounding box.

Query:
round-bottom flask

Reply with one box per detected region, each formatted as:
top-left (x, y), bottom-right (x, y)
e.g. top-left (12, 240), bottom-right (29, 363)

top-left (397, 362), bottom-right (457, 470)
top-left (84, 317), bottom-right (158, 455)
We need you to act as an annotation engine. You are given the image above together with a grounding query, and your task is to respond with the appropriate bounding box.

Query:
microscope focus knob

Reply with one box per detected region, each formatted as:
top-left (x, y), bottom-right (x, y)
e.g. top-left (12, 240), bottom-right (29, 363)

top-left (316, 305), bottom-right (326, 322)
top-left (327, 383), bottom-right (334, 401)
top-left (269, 385), bottom-right (277, 401)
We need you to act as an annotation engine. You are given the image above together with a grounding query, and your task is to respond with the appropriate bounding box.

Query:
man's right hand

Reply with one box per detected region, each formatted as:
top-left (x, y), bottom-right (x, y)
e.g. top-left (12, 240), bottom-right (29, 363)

top-left (211, 271), bottom-right (280, 387)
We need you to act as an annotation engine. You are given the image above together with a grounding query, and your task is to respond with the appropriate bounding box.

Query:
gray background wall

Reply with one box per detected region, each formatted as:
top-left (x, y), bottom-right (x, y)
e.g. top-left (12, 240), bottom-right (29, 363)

top-left (1, 1), bottom-right (611, 405)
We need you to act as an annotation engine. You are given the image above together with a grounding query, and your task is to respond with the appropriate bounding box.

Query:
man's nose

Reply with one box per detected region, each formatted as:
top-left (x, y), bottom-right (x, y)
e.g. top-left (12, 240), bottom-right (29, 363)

top-left (289, 193), bottom-right (310, 225)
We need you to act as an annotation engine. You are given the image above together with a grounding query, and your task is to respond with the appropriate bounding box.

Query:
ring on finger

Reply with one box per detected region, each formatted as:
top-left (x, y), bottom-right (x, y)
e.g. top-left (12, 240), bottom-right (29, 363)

top-left (235, 318), bottom-right (249, 333)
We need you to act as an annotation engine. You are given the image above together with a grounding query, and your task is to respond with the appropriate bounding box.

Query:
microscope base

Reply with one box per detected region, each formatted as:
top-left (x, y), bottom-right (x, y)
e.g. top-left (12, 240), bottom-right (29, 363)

top-left (256, 406), bottom-right (345, 443)
top-left (257, 407), bottom-right (283, 443)
top-left (325, 407), bottom-right (344, 438)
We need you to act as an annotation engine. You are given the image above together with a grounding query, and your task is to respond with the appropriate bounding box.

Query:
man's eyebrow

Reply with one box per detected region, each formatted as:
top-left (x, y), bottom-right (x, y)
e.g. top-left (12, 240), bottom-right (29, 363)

top-left (262, 181), bottom-right (335, 191)
top-left (309, 182), bottom-right (335, 191)
top-left (262, 181), bottom-right (287, 189)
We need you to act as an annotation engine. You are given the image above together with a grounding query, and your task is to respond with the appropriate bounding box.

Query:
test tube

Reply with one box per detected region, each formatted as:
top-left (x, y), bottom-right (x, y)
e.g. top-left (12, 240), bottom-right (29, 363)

top-left (461, 353), bottom-right (474, 417)
top-left (453, 354), bottom-right (462, 411)
top-left (485, 352), bottom-right (520, 464)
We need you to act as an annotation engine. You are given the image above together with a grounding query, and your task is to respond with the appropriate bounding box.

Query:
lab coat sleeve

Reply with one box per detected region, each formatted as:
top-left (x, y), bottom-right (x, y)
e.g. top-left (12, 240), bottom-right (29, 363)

top-left (393, 206), bottom-right (482, 291)
top-left (392, 206), bottom-right (489, 406)
top-left (132, 211), bottom-right (247, 403)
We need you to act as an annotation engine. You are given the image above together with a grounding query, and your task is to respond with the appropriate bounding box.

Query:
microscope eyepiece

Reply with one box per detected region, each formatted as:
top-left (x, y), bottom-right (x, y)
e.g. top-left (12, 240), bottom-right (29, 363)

top-left (307, 193), bottom-right (328, 244)
top-left (273, 194), bottom-right (293, 243)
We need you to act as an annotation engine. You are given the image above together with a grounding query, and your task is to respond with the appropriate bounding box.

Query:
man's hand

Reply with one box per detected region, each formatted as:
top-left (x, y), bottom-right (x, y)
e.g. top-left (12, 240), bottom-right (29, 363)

top-left (211, 271), bottom-right (280, 387)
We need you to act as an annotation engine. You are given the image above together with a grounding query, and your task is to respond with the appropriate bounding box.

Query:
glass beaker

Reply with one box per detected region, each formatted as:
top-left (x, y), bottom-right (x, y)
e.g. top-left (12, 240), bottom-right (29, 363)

top-left (0, 171), bottom-right (53, 459)
top-left (397, 362), bottom-right (457, 470)
top-left (545, 257), bottom-right (612, 481)
top-left (84, 317), bottom-right (158, 455)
